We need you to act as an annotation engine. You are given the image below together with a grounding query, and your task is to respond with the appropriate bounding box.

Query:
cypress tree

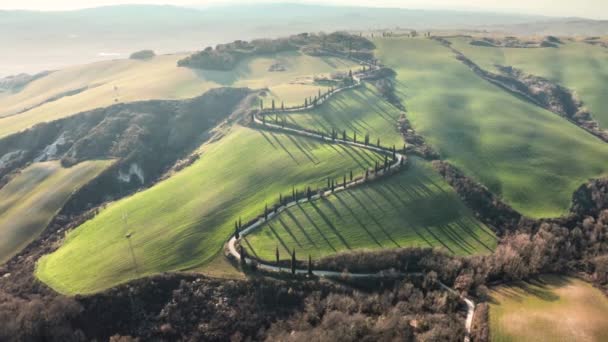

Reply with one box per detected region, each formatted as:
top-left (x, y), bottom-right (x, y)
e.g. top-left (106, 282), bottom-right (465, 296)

top-left (262, 114), bottom-right (266, 125)
top-left (279, 193), bottom-right (283, 205)
top-left (305, 98), bottom-right (308, 107)
top-left (331, 179), bottom-right (335, 192)
top-left (264, 203), bottom-right (268, 220)
top-left (375, 160), bottom-right (379, 172)
top-left (343, 175), bottom-right (346, 188)
top-left (238, 217), bottom-right (242, 229)
top-left (350, 170), bottom-right (353, 182)
top-left (353, 131), bottom-right (357, 143)
top-left (403, 144), bottom-right (406, 152)
top-left (377, 138), bottom-right (381, 147)
top-left (307, 186), bottom-right (311, 200)
top-left (327, 177), bottom-right (330, 189)
top-left (234, 221), bottom-right (240, 239)
top-left (384, 155), bottom-right (388, 168)
top-left (291, 249), bottom-right (296, 275)
top-left (292, 186), bottom-right (295, 200)
top-left (392, 145), bottom-right (396, 161)
top-left (260, 99), bottom-right (264, 111)
top-left (342, 130), bottom-right (346, 140)
top-left (272, 99), bottom-right (275, 111)
top-left (276, 246), bottom-right (280, 265)
top-left (308, 255), bottom-right (313, 276)
top-left (275, 114), bottom-right (278, 123)
top-left (281, 101), bottom-right (285, 110)
top-left (365, 169), bottom-right (369, 180)
top-left (239, 245), bottom-right (246, 267)
top-left (318, 89), bottom-right (322, 99)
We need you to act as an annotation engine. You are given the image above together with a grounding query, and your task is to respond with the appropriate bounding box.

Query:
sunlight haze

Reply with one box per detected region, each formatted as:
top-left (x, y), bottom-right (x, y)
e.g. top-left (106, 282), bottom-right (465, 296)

top-left (1, 0), bottom-right (607, 19)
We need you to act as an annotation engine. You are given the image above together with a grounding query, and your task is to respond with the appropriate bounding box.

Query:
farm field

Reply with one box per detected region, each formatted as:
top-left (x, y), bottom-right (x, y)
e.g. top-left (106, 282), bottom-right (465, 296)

top-left (448, 37), bottom-right (608, 128)
top-left (277, 82), bottom-right (405, 149)
top-left (0, 160), bottom-right (113, 264)
top-left (36, 125), bottom-right (383, 294)
top-left (489, 275), bottom-right (608, 342)
top-left (0, 51), bottom-right (356, 138)
top-left (375, 37), bottom-right (608, 218)
top-left (245, 157), bottom-right (496, 260)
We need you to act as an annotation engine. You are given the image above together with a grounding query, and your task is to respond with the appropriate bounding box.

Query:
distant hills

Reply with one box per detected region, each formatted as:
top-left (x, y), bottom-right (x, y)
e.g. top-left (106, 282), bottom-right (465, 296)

top-left (1, 3), bottom-right (607, 76)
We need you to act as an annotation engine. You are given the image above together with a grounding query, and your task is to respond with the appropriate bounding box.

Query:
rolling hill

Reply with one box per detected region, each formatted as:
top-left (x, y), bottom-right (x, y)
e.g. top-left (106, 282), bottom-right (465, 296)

top-left (245, 157), bottom-right (496, 260)
top-left (36, 125), bottom-right (383, 294)
top-left (0, 160), bottom-right (113, 263)
top-left (0, 51), bottom-right (356, 138)
top-left (375, 37), bottom-right (608, 218)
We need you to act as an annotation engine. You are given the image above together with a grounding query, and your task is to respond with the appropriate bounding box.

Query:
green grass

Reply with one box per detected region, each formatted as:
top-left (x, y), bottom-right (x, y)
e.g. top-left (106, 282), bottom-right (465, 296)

top-left (0, 160), bottom-right (113, 264)
top-left (245, 157), bottom-right (496, 260)
top-left (449, 37), bottom-right (608, 128)
top-left (490, 275), bottom-right (608, 342)
top-left (375, 37), bottom-right (608, 218)
top-left (277, 82), bottom-right (405, 149)
top-left (0, 51), bottom-right (356, 138)
top-left (36, 125), bottom-right (383, 294)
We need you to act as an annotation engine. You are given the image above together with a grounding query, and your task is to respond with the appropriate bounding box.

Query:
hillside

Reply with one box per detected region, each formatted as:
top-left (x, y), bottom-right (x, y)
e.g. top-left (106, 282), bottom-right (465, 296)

top-left (0, 160), bottom-right (112, 263)
top-left (245, 157), bottom-right (496, 260)
top-left (375, 37), bottom-right (608, 218)
top-left (36, 126), bottom-right (383, 294)
top-left (448, 37), bottom-right (608, 128)
top-left (0, 51), bottom-right (355, 138)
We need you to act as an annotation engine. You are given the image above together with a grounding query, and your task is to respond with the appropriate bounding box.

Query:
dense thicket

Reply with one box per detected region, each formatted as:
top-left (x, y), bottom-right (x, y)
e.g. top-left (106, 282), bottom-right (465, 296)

top-left (177, 32), bottom-right (375, 70)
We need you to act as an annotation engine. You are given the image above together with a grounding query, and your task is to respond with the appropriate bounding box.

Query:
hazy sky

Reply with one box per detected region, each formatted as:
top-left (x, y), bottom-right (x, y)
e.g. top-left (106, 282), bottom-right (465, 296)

top-left (1, 0), bottom-right (607, 19)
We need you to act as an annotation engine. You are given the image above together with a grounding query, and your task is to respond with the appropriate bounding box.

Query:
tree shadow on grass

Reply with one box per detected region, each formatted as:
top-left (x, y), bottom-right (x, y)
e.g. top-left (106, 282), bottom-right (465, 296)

top-left (267, 221), bottom-right (292, 254)
top-left (278, 213), bottom-right (313, 249)
top-left (344, 190), bottom-right (400, 248)
top-left (268, 132), bottom-right (299, 164)
top-left (309, 200), bottom-right (351, 250)
top-left (295, 204), bottom-right (337, 252)
top-left (333, 193), bottom-right (383, 248)
top-left (284, 134), bottom-right (319, 165)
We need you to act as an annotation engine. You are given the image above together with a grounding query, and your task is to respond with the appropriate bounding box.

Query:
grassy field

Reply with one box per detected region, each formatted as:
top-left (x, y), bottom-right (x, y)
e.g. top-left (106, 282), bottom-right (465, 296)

top-left (0, 51), bottom-right (356, 138)
top-left (36, 125), bottom-right (383, 294)
top-left (375, 37), bottom-right (608, 218)
top-left (490, 275), bottom-right (608, 342)
top-left (449, 37), bottom-right (608, 128)
top-left (278, 82), bottom-right (405, 149)
top-left (0, 160), bottom-right (113, 264)
top-left (245, 157), bottom-right (496, 260)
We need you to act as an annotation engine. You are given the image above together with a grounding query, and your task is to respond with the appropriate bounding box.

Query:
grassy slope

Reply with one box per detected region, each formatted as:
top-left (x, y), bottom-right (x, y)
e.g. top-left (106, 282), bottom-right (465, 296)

top-left (0, 52), bottom-right (356, 138)
top-left (449, 38), bottom-right (608, 128)
top-left (278, 82), bottom-right (405, 148)
top-left (490, 275), bottom-right (608, 342)
top-left (375, 37), bottom-right (608, 218)
top-left (36, 125), bottom-right (382, 294)
top-left (246, 157), bottom-right (496, 260)
top-left (0, 160), bottom-right (112, 263)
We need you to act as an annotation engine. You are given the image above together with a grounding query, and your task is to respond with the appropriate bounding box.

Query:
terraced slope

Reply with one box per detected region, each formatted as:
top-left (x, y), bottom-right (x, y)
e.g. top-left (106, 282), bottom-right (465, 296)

top-left (36, 126), bottom-right (382, 294)
top-left (375, 37), bottom-right (608, 218)
top-left (490, 275), bottom-right (608, 342)
top-left (0, 160), bottom-right (113, 263)
top-left (449, 37), bottom-right (608, 128)
top-left (245, 157), bottom-right (496, 260)
top-left (0, 51), bottom-right (356, 138)
top-left (278, 83), bottom-right (404, 148)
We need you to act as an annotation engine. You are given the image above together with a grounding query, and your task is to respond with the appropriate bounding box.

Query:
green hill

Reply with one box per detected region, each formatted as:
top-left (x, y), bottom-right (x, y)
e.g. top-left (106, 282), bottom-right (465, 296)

top-left (0, 51), bottom-right (356, 138)
top-left (245, 157), bottom-right (496, 260)
top-left (278, 83), bottom-right (405, 149)
top-left (375, 37), bottom-right (608, 218)
top-left (448, 37), bottom-right (608, 128)
top-left (0, 160), bottom-right (113, 263)
top-left (36, 126), bottom-right (382, 294)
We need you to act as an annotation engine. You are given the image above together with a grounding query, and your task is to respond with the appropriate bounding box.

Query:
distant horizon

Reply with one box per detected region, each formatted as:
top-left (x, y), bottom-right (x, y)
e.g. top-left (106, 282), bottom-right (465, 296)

top-left (1, 1), bottom-right (607, 20)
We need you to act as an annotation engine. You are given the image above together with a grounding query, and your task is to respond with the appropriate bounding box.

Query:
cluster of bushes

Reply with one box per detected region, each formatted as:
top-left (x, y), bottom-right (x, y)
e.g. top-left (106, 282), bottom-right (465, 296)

top-left (129, 50), bottom-right (155, 60)
top-left (178, 32), bottom-right (375, 71)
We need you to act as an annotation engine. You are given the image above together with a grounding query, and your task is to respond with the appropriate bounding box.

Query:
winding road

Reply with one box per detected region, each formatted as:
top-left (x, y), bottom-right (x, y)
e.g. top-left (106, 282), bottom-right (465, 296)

top-left (226, 56), bottom-right (475, 341)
